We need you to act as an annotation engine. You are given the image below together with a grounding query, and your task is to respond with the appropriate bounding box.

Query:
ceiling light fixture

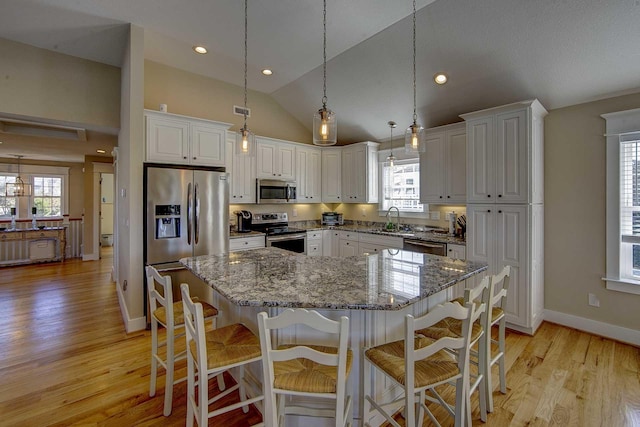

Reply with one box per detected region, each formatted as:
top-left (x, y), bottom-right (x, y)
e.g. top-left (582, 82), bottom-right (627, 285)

top-left (261, 69), bottom-right (273, 76)
top-left (193, 46), bottom-right (208, 54)
top-left (405, 0), bottom-right (425, 153)
top-left (312, 0), bottom-right (337, 146)
top-left (384, 121), bottom-right (397, 202)
top-left (236, 0), bottom-right (255, 156)
top-left (6, 155), bottom-right (32, 197)
top-left (434, 73), bottom-right (448, 85)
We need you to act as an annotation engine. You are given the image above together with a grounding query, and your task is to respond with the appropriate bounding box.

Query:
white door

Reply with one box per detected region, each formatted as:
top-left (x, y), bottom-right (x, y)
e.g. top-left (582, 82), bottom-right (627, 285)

top-left (190, 123), bottom-right (226, 166)
top-left (420, 133), bottom-right (445, 202)
top-left (445, 129), bottom-right (467, 203)
top-left (466, 117), bottom-right (495, 202)
top-left (496, 109), bottom-right (528, 203)
top-left (322, 149), bottom-right (342, 203)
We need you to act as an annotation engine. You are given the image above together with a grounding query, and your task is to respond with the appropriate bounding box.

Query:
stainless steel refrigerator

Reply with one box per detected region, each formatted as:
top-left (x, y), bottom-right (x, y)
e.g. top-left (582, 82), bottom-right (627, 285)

top-left (144, 164), bottom-right (229, 267)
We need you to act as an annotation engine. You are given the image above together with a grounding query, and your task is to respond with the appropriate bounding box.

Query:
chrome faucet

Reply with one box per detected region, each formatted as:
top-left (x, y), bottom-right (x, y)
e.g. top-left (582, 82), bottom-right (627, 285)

top-left (386, 206), bottom-right (400, 231)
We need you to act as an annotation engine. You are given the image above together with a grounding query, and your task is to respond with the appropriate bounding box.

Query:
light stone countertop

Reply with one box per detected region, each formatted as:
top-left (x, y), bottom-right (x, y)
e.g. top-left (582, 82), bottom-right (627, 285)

top-left (180, 247), bottom-right (486, 310)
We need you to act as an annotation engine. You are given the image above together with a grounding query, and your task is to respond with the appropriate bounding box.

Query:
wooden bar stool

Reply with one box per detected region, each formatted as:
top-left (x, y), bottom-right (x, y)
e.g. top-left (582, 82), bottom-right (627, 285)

top-left (257, 308), bottom-right (352, 427)
top-left (362, 299), bottom-right (480, 427)
top-left (181, 283), bottom-right (264, 427)
top-left (484, 265), bottom-right (511, 411)
top-left (145, 266), bottom-right (221, 416)
top-left (411, 275), bottom-right (492, 423)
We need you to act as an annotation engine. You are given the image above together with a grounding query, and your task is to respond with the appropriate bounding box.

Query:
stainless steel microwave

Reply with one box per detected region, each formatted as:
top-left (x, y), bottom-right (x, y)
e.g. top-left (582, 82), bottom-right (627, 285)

top-left (256, 179), bottom-right (297, 204)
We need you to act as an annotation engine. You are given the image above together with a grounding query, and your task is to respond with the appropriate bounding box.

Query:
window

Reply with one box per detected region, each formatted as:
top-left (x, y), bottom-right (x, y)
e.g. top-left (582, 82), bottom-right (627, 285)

top-left (378, 151), bottom-right (427, 216)
top-left (603, 108), bottom-right (640, 295)
top-left (0, 163), bottom-right (69, 219)
top-left (0, 174), bottom-right (18, 217)
top-left (33, 175), bottom-right (63, 217)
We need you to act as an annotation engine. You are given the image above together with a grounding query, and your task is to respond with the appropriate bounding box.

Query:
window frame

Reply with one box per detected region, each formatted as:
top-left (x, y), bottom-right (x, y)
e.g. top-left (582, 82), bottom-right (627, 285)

top-left (377, 148), bottom-right (429, 219)
top-left (603, 108), bottom-right (640, 295)
top-left (0, 163), bottom-right (69, 218)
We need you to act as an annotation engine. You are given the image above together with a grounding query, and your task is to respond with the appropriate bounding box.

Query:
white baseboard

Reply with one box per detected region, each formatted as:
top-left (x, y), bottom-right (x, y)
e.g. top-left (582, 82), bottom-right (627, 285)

top-left (543, 309), bottom-right (640, 347)
top-left (115, 282), bottom-right (147, 333)
top-left (82, 253), bottom-right (99, 261)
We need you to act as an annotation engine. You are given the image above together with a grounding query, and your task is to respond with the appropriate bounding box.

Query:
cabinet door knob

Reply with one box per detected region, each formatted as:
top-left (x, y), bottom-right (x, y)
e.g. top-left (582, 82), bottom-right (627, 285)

top-left (487, 209), bottom-right (491, 213)
top-left (498, 210), bottom-right (502, 213)
top-left (193, 157), bottom-right (196, 160)
top-left (487, 194), bottom-right (491, 198)
top-left (447, 196), bottom-right (450, 198)
top-left (183, 156), bottom-right (187, 159)
top-left (498, 194), bottom-right (502, 198)
top-left (439, 196), bottom-right (443, 199)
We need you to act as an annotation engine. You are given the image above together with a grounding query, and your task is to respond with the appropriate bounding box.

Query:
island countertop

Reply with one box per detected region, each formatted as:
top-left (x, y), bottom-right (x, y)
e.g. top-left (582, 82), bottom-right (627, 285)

top-left (180, 247), bottom-right (487, 310)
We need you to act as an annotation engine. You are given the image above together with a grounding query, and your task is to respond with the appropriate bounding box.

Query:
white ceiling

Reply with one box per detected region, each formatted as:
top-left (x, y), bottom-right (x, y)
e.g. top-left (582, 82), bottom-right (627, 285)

top-left (1, 0), bottom-right (639, 160)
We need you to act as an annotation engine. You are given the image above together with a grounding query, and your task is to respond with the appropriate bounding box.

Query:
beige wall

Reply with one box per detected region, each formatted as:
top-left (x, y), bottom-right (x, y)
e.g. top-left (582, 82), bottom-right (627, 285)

top-left (0, 38), bottom-right (120, 130)
top-left (144, 60), bottom-right (312, 143)
top-left (545, 91), bottom-right (640, 330)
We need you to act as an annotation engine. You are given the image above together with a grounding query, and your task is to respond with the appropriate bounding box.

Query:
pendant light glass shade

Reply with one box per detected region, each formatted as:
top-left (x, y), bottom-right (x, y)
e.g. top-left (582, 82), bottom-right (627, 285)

top-left (313, 106), bottom-right (337, 146)
top-left (405, 121), bottom-right (425, 153)
top-left (237, 0), bottom-right (254, 156)
top-left (384, 121), bottom-right (397, 169)
top-left (405, 0), bottom-right (425, 153)
top-left (5, 155), bottom-right (32, 197)
top-left (313, 0), bottom-right (337, 146)
top-left (236, 126), bottom-right (255, 156)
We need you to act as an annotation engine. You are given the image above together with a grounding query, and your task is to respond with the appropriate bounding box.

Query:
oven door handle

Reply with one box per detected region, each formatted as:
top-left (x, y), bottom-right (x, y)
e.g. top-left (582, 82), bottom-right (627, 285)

top-left (267, 233), bottom-right (306, 242)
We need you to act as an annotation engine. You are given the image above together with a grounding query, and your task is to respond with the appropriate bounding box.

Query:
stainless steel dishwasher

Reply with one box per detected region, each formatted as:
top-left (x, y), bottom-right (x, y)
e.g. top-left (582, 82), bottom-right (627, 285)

top-left (403, 239), bottom-right (447, 256)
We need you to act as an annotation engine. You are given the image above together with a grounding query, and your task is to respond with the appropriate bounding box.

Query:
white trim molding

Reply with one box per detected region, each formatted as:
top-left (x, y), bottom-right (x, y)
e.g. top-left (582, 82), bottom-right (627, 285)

top-left (544, 309), bottom-right (640, 347)
top-left (603, 277), bottom-right (640, 295)
top-left (116, 282), bottom-right (146, 333)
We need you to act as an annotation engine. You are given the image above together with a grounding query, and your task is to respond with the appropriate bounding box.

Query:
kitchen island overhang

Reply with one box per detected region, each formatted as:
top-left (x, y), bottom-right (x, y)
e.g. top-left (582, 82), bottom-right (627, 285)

top-left (180, 247), bottom-right (487, 310)
top-left (179, 247), bottom-right (487, 427)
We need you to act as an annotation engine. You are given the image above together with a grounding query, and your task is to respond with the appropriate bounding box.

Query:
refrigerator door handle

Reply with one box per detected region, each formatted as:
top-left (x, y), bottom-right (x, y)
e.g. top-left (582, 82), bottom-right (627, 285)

top-left (187, 182), bottom-right (193, 245)
top-left (194, 182), bottom-right (200, 244)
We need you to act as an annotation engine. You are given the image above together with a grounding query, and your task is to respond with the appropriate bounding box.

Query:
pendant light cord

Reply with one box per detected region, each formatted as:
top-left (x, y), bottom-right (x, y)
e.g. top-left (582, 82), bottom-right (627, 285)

top-left (322, 0), bottom-right (327, 107)
top-left (243, 0), bottom-right (248, 129)
top-left (412, 0), bottom-right (417, 125)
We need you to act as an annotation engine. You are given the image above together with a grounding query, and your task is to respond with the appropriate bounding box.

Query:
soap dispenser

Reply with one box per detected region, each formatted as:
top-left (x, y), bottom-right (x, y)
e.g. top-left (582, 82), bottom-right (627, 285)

top-left (10, 207), bottom-right (16, 230)
top-left (32, 207), bottom-right (37, 229)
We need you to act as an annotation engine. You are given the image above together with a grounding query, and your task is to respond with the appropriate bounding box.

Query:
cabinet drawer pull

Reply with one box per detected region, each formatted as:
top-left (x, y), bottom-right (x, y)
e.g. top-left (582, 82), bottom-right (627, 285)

top-left (498, 194), bottom-right (502, 198)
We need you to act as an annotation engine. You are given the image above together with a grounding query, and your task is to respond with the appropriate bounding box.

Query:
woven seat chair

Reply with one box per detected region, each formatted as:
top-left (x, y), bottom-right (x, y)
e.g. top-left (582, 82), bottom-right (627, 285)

top-left (362, 298), bottom-right (481, 427)
top-left (257, 308), bottom-right (352, 427)
top-left (408, 275), bottom-right (491, 423)
top-left (181, 283), bottom-right (264, 427)
top-left (451, 266), bottom-right (511, 412)
top-left (145, 265), bottom-right (222, 416)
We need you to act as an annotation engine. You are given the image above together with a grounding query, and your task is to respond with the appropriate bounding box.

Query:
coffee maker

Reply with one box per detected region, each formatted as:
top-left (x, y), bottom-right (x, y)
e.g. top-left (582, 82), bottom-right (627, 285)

top-left (235, 210), bottom-right (252, 233)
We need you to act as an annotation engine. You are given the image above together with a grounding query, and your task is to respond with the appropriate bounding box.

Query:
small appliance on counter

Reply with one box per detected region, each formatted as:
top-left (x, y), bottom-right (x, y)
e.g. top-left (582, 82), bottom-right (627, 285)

top-left (321, 212), bottom-right (344, 226)
top-left (447, 211), bottom-right (457, 236)
top-left (235, 210), bottom-right (253, 233)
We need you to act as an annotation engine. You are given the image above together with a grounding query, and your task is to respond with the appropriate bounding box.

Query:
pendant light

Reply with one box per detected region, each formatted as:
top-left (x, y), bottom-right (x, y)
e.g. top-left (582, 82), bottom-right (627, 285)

top-left (5, 155), bottom-right (32, 197)
top-left (405, 0), bottom-right (425, 153)
top-left (313, 0), bottom-right (337, 146)
top-left (236, 0), bottom-right (255, 156)
top-left (384, 121), bottom-right (397, 202)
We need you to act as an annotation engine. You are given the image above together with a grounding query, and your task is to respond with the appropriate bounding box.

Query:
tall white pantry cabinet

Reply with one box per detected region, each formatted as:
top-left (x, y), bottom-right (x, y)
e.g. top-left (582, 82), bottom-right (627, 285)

top-left (461, 99), bottom-right (547, 335)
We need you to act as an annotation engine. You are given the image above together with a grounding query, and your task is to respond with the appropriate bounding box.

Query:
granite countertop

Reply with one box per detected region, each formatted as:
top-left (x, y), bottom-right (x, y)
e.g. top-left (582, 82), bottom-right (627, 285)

top-left (229, 230), bottom-right (265, 239)
top-left (293, 223), bottom-right (466, 245)
top-left (181, 247), bottom-right (486, 310)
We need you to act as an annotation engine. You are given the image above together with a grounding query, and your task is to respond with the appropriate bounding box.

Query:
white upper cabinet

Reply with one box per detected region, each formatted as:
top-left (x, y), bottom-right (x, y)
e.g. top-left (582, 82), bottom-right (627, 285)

top-left (341, 141), bottom-right (379, 203)
top-left (256, 137), bottom-right (296, 180)
top-left (420, 122), bottom-right (466, 204)
top-left (462, 100), bottom-right (547, 204)
top-left (225, 132), bottom-right (256, 204)
top-left (321, 148), bottom-right (342, 203)
top-left (145, 110), bottom-right (230, 167)
top-left (296, 145), bottom-right (321, 202)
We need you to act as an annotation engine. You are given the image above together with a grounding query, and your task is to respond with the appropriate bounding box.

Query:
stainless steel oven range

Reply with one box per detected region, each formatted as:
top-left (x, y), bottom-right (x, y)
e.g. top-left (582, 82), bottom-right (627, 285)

top-left (251, 212), bottom-right (306, 254)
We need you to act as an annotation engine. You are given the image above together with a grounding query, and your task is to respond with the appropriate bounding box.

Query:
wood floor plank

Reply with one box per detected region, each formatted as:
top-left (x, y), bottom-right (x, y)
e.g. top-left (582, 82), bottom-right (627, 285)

top-left (1, 253), bottom-right (639, 426)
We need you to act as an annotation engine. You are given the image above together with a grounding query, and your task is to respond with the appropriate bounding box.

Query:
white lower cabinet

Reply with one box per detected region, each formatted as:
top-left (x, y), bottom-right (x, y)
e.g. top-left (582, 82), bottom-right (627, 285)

top-left (466, 204), bottom-right (543, 334)
top-left (338, 231), bottom-right (359, 257)
top-left (358, 233), bottom-right (402, 255)
top-left (306, 230), bottom-right (324, 257)
top-left (229, 235), bottom-right (265, 252)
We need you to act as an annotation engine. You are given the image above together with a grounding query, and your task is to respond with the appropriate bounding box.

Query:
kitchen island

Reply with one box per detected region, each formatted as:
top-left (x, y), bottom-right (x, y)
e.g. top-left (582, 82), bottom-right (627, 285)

top-left (180, 247), bottom-right (487, 426)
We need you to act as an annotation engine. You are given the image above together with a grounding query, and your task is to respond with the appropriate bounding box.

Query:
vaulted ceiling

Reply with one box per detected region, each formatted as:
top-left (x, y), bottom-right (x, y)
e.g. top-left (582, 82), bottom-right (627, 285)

top-left (1, 0), bottom-right (639, 161)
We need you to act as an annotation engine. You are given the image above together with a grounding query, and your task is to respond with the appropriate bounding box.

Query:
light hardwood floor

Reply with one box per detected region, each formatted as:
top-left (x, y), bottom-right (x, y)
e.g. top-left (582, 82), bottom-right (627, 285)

top-left (0, 254), bottom-right (638, 426)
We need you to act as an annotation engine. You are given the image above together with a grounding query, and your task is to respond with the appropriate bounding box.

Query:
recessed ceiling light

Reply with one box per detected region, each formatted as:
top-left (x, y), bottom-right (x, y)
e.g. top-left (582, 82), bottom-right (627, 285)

top-left (193, 46), bottom-right (208, 54)
top-left (262, 69), bottom-right (273, 76)
top-left (434, 73), bottom-right (448, 85)
top-left (96, 149), bottom-right (106, 154)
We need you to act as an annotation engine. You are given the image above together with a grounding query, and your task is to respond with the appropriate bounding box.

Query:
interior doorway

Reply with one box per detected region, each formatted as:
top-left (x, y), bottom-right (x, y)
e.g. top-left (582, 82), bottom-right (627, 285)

top-left (100, 173), bottom-right (114, 259)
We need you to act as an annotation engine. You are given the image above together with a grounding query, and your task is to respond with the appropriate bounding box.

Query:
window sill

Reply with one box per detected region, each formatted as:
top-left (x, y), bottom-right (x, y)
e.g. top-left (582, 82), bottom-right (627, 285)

top-left (377, 211), bottom-right (429, 219)
top-left (602, 277), bottom-right (640, 295)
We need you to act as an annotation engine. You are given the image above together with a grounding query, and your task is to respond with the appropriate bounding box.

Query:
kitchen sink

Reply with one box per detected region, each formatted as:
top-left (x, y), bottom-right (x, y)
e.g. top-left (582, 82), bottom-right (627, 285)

top-left (374, 229), bottom-right (415, 238)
